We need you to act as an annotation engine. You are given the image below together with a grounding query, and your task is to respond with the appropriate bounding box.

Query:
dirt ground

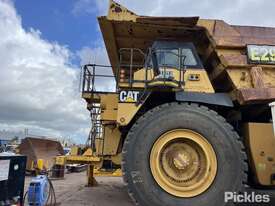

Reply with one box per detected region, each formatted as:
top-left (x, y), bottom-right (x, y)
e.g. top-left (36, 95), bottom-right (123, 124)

top-left (25, 171), bottom-right (134, 206)
top-left (24, 171), bottom-right (275, 206)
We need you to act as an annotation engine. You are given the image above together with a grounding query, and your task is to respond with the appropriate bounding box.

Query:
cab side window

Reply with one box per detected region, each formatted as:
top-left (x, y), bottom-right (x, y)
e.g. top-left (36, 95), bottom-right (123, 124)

top-left (181, 48), bottom-right (197, 66)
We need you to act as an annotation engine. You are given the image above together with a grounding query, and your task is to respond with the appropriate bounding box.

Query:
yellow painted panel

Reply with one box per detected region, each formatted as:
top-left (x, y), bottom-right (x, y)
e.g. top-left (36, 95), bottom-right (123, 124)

top-left (244, 123), bottom-right (275, 186)
top-left (117, 103), bottom-right (141, 125)
top-left (133, 68), bottom-right (214, 93)
top-left (55, 156), bottom-right (66, 166)
top-left (103, 126), bottom-right (121, 155)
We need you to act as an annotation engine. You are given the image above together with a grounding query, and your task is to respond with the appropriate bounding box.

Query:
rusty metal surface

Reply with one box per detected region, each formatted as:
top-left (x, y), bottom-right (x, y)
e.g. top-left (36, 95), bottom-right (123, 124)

top-left (212, 20), bottom-right (275, 48)
top-left (237, 88), bottom-right (275, 105)
top-left (136, 16), bottom-right (199, 27)
top-left (250, 67), bottom-right (265, 88)
top-left (19, 137), bottom-right (64, 170)
top-left (219, 54), bottom-right (248, 67)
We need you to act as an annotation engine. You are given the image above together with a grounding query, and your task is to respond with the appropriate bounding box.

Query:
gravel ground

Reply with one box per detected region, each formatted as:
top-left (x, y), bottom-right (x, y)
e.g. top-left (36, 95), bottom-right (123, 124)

top-left (24, 172), bottom-right (134, 206)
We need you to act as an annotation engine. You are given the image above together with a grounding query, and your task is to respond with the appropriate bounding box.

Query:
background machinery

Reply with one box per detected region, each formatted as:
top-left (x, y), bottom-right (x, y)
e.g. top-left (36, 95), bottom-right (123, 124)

top-left (79, 1), bottom-right (275, 205)
top-left (19, 137), bottom-right (64, 174)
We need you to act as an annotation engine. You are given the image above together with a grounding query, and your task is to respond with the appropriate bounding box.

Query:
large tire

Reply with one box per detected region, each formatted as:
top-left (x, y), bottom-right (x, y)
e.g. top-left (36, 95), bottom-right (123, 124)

top-left (122, 103), bottom-right (247, 206)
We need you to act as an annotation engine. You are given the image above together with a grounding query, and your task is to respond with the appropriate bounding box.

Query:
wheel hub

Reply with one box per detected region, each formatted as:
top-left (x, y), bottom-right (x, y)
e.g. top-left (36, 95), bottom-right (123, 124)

top-left (150, 129), bottom-right (217, 197)
top-left (173, 151), bottom-right (190, 170)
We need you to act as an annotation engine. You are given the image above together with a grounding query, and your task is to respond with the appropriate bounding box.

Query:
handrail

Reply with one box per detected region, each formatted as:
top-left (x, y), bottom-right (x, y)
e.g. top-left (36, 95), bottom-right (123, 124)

top-left (118, 47), bottom-right (185, 89)
top-left (82, 64), bottom-right (116, 93)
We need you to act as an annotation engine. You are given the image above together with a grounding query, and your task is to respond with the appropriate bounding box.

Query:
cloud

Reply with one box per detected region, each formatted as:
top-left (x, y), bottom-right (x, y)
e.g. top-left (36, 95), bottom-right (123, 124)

top-left (72, 0), bottom-right (108, 16)
top-left (77, 45), bottom-right (109, 66)
top-left (0, 0), bottom-right (90, 143)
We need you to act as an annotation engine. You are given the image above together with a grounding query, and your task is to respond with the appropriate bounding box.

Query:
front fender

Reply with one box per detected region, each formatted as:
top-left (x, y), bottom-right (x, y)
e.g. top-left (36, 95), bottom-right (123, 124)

top-left (176, 92), bottom-right (233, 107)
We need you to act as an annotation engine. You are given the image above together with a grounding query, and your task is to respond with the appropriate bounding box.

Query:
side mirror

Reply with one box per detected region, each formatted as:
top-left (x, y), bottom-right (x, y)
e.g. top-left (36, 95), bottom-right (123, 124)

top-left (151, 52), bottom-right (160, 76)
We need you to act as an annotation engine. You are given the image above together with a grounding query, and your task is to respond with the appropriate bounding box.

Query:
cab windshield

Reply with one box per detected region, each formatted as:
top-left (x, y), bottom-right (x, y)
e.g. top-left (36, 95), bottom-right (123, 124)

top-left (146, 41), bottom-right (203, 69)
top-left (156, 48), bottom-right (197, 68)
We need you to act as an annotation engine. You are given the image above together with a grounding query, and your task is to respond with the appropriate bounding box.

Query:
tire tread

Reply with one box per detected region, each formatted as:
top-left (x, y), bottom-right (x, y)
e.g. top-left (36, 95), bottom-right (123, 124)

top-left (122, 102), bottom-right (248, 206)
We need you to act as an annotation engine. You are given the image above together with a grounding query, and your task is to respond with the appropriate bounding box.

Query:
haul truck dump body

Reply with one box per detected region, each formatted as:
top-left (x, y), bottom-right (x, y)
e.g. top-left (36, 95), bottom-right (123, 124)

top-left (80, 1), bottom-right (275, 205)
top-left (98, 3), bottom-right (275, 105)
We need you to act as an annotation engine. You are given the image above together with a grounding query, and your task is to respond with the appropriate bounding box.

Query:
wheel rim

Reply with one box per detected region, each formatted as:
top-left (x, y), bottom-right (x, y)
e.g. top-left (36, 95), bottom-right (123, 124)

top-left (150, 129), bottom-right (217, 197)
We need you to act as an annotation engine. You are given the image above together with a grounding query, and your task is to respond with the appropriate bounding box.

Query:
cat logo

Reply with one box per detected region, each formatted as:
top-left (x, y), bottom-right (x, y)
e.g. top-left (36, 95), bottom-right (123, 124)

top-left (119, 90), bottom-right (140, 102)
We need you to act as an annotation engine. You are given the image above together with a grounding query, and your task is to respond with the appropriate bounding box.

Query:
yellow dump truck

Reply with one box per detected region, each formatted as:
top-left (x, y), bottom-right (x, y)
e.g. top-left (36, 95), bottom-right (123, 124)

top-left (80, 1), bottom-right (275, 205)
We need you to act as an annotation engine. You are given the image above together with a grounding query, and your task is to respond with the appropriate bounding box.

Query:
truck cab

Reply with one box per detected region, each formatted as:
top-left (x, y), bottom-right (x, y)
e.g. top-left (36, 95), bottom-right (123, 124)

top-left (118, 41), bottom-right (214, 93)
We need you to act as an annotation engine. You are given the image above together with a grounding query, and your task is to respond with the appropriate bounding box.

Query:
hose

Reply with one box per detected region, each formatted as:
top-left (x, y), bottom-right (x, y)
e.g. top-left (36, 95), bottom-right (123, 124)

top-left (46, 175), bottom-right (56, 206)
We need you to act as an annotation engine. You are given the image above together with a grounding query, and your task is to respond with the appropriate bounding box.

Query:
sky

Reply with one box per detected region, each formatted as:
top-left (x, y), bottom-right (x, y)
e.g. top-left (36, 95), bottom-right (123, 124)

top-left (1, 0), bottom-right (275, 143)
